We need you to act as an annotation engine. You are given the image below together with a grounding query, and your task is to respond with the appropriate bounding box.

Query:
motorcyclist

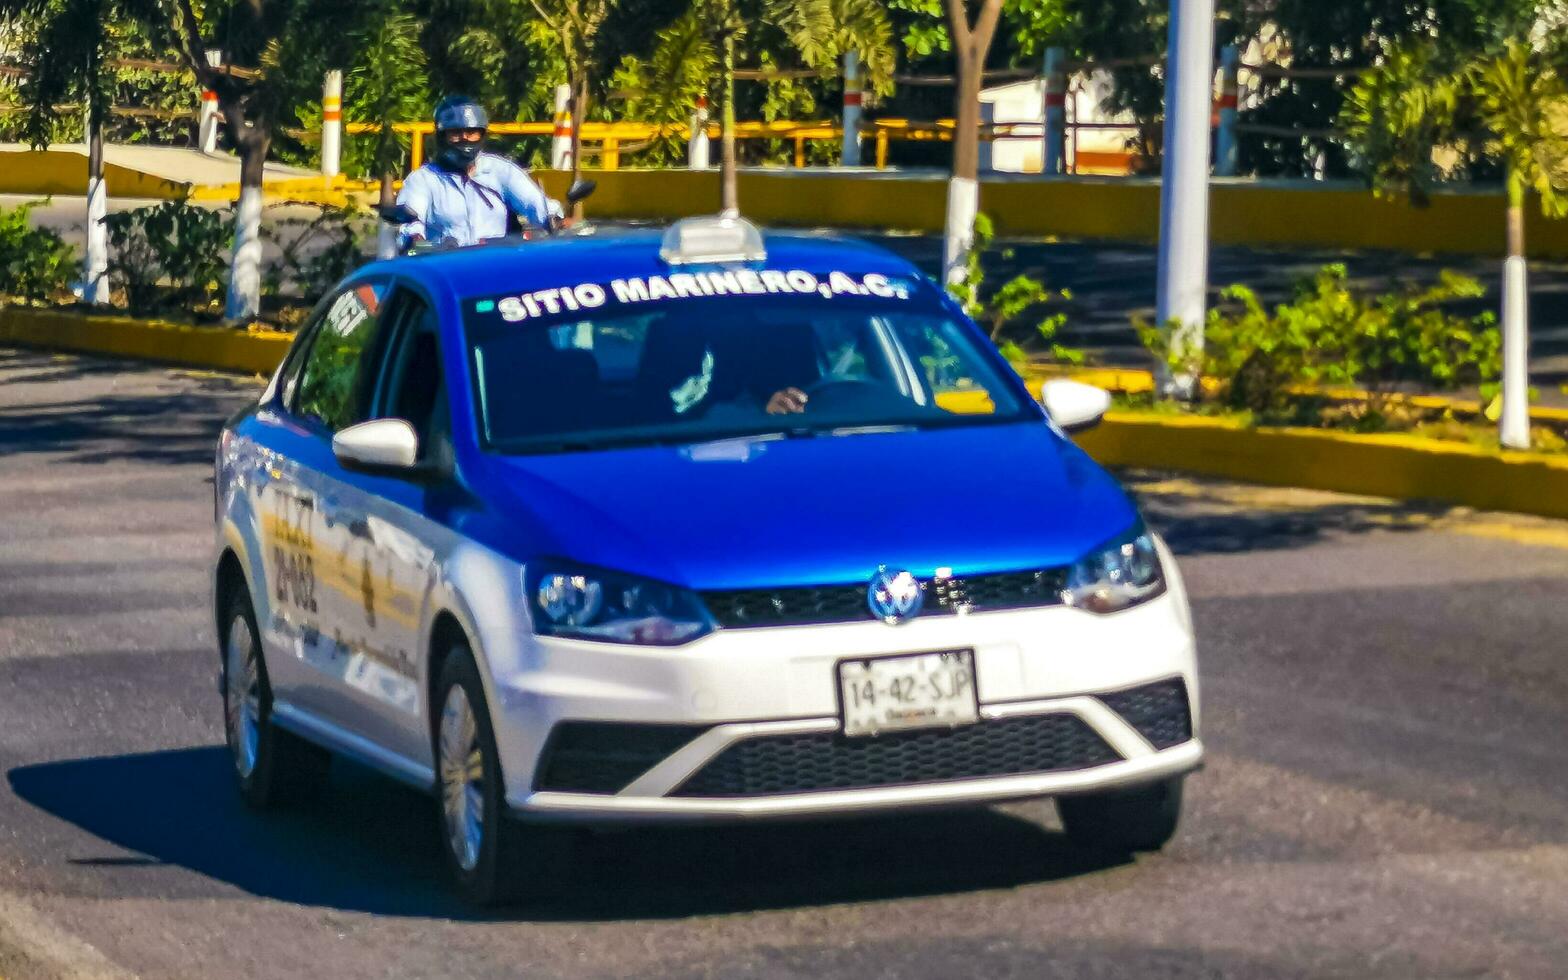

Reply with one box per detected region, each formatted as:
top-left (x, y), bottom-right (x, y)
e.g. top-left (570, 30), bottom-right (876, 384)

top-left (396, 95), bottom-right (563, 249)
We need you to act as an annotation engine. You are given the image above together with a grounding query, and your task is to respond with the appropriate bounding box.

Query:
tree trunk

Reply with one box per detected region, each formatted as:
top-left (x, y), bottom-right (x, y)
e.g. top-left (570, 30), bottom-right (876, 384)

top-left (721, 31), bottom-right (738, 214)
top-left (570, 70), bottom-right (588, 220)
top-left (83, 98), bottom-right (110, 306)
top-left (1499, 169), bottom-right (1530, 450)
top-left (942, 43), bottom-right (983, 285)
top-left (225, 123), bottom-right (271, 323)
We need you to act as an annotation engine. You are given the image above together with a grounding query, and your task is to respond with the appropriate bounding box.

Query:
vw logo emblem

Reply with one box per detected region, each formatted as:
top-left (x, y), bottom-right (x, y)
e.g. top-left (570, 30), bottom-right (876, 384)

top-left (868, 568), bottom-right (924, 625)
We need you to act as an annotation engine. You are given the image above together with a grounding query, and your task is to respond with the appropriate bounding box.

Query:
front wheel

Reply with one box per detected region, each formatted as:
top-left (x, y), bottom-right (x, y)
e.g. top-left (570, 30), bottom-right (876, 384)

top-left (1057, 776), bottom-right (1184, 854)
top-left (434, 644), bottom-right (574, 906)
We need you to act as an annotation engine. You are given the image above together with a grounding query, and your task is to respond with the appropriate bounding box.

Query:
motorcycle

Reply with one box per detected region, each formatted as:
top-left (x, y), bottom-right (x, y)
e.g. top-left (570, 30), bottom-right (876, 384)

top-left (376, 178), bottom-right (598, 255)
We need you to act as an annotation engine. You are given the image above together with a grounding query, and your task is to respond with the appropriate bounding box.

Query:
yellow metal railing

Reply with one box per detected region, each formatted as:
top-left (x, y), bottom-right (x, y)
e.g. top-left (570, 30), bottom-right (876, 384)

top-left (344, 118), bottom-right (1053, 172)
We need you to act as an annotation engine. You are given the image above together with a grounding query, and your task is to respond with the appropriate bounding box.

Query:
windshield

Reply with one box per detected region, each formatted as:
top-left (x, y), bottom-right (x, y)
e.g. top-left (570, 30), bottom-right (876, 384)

top-left (464, 272), bottom-right (1033, 454)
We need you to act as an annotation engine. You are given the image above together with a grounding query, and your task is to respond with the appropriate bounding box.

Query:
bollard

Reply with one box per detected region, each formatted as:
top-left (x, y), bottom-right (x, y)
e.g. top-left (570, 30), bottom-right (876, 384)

top-left (841, 51), bottom-right (862, 167)
top-left (198, 49), bottom-right (221, 153)
top-left (1042, 47), bottom-right (1066, 175)
top-left (1214, 45), bottom-right (1239, 177)
top-left (321, 69), bottom-right (343, 179)
top-left (688, 94), bottom-right (710, 169)
top-left (551, 83), bottom-right (573, 170)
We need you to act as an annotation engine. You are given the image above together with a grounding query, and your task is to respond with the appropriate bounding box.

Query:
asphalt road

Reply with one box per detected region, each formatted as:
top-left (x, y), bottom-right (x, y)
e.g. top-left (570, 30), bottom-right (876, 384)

top-left (2, 348), bottom-right (1568, 979)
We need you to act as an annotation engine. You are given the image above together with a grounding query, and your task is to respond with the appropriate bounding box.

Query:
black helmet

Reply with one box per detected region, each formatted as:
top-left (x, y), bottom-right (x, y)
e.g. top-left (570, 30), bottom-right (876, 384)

top-left (433, 95), bottom-right (489, 170)
top-left (434, 94), bottom-right (489, 133)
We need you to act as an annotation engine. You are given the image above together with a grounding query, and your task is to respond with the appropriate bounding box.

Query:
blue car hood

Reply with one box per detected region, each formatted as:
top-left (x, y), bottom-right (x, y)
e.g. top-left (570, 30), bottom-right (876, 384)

top-left (472, 423), bottom-right (1139, 590)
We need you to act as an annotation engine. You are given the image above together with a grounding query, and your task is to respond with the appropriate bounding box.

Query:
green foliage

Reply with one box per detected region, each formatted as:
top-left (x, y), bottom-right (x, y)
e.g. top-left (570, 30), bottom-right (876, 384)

top-left (1338, 46), bottom-right (1463, 206)
top-left (1139, 265), bottom-right (1501, 425)
top-left (263, 203), bottom-right (368, 302)
top-left (946, 212), bottom-right (1080, 366)
top-left (1468, 37), bottom-right (1568, 216)
top-left (104, 200), bottom-right (232, 315)
top-left (1342, 35), bottom-right (1568, 220)
top-left (610, 9), bottom-right (717, 166)
top-left (0, 200), bottom-right (78, 304)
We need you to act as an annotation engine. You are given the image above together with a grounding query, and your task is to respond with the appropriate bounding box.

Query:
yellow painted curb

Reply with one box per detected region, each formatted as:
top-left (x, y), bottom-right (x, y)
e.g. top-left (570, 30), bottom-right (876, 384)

top-left (1077, 411), bottom-right (1568, 521)
top-left (0, 307), bottom-right (291, 376)
top-left (1025, 364), bottom-right (1568, 427)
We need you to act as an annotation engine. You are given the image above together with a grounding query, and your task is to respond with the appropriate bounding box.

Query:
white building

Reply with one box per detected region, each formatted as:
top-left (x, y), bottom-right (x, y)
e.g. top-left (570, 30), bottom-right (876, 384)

top-left (979, 71), bottom-right (1142, 176)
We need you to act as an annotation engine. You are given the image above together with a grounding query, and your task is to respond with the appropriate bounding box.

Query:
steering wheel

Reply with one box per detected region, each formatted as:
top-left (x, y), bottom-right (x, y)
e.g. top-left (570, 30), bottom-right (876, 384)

top-left (800, 377), bottom-right (893, 413)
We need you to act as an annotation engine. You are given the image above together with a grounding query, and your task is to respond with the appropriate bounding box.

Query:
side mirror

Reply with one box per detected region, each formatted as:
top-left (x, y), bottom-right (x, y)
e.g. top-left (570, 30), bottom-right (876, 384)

top-left (377, 204), bottom-right (419, 226)
top-left (1041, 379), bottom-right (1112, 434)
top-left (333, 418), bottom-right (421, 476)
top-left (566, 178), bottom-right (597, 205)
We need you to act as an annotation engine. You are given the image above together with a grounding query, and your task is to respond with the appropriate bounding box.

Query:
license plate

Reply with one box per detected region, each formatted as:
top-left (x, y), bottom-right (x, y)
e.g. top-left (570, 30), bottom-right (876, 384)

top-left (837, 650), bottom-right (979, 737)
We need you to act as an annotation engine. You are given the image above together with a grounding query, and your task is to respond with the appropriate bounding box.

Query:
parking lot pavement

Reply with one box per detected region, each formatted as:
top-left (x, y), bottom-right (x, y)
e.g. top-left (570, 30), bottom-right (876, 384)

top-left (2, 347), bottom-right (1567, 978)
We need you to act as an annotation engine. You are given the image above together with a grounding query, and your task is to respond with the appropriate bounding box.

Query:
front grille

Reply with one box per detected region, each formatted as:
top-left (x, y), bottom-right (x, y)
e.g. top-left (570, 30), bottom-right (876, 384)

top-left (702, 567), bottom-right (1068, 629)
top-left (535, 721), bottom-right (709, 794)
top-left (1098, 678), bottom-right (1193, 750)
top-left (672, 713), bottom-right (1119, 798)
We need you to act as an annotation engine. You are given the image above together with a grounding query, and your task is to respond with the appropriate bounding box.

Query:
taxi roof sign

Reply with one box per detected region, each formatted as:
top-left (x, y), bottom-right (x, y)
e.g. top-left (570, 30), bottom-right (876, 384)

top-left (660, 212), bottom-right (767, 266)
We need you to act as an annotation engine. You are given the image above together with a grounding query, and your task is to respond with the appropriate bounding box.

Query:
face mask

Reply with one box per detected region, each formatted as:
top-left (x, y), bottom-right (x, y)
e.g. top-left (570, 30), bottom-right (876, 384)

top-left (436, 138), bottom-right (483, 171)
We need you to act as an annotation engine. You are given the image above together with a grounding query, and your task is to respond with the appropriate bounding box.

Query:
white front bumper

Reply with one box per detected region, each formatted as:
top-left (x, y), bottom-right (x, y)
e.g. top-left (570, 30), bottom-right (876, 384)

top-left (487, 580), bottom-right (1200, 820)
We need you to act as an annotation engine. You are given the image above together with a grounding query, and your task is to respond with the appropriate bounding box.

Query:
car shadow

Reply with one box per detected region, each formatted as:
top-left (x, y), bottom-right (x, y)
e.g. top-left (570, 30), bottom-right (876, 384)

top-left (8, 747), bottom-right (1133, 921)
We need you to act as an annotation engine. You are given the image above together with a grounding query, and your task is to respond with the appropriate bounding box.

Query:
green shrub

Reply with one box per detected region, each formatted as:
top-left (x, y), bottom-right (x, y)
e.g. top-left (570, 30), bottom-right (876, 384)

top-left (948, 213), bottom-right (1081, 368)
top-left (1139, 264), bottom-right (1501, 425)
top-left (263, 202), bottom-right (368, 304)
top-left (0, 200), bottom-right (78, 304)
top-left (104, 200), bottom-right (232, 315)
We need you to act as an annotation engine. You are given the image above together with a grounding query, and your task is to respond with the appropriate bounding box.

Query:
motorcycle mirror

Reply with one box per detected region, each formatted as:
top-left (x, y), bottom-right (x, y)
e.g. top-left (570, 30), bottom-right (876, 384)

top-left (377, 204), bottom-right (419, 225)
top-left (566, 179), bottom-right (597, 205)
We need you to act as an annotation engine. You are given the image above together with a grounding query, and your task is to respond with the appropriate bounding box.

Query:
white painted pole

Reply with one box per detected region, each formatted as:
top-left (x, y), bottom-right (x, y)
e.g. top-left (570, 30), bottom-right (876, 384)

top-left (1042, 47), bottom-right (1066, 175)
top-left (841, 51), bottom-right (863, 167)
top-left (1154, 0), bottom-right (1217, 396)
top-left (942, 176), bottom-right (979, 286)
top-left (81, 99), bottom-right (109, 306)
top-left (199, 50), bottom-right (221, 154)
top-left (1500, 255), bottom-right (1531, 449)
top-left (550, 83), bottom-right (573, 170)
top-left (225, 185), bottom-right (264, 322)
top-left (688, 94), bottom-right (711, 169)
top-left (320, 69), bottom-right (343, 179)
top-left (1214, 45), bottom-right (1239, 178)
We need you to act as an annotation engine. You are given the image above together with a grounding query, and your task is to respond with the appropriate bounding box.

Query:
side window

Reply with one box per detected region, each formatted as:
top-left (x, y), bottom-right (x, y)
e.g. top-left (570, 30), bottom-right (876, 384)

top-left (293, 283), bottom-right (388, 431)
top-left (375, 296), bottom-right (446, 451)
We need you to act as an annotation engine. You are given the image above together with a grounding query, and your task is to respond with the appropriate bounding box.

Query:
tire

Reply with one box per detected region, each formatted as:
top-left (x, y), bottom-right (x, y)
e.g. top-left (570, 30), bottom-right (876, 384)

top-left (221, 582), bottom-right (331, 809)
top-left (433, 643), bottom-right (574, 907)
top-left (1057, 776), bottom-right (1184, 854)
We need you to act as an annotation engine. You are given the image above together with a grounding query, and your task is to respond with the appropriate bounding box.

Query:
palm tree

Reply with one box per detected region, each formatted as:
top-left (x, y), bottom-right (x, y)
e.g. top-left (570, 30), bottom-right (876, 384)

top-left (1342, 36), bottom-right (1568, 449)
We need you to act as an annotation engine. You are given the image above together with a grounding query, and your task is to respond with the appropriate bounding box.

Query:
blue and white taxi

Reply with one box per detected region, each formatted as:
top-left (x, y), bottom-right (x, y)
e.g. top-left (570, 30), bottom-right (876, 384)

top-left (212, 215), bottom-right (1202, 905)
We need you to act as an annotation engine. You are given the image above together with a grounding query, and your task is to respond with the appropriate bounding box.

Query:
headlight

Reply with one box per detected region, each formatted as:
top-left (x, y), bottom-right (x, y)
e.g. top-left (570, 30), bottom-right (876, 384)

top-left (525, 563), bottom-right (714, 645)
top-left (1061, 524), bottom-right (1166, 614)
